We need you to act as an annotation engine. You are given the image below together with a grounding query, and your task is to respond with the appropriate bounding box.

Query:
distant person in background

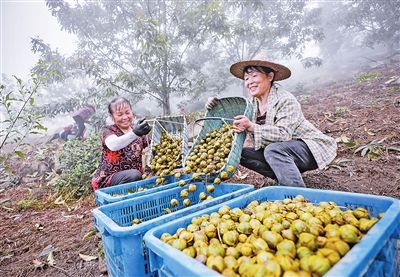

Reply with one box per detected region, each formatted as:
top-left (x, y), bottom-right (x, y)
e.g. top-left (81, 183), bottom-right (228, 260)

top-left (206, 55), bottom-right (337, 187)
top-left (73, 104), bottom-right (96, 139)
top-left (60, 124), bottom-right (78, 141)
top-left (91, 97), bottom-right (151, 190)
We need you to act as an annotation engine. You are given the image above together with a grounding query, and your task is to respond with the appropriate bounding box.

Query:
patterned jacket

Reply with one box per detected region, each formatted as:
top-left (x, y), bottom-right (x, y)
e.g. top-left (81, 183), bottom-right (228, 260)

top-left (250, 85), bottom-right (337, 169)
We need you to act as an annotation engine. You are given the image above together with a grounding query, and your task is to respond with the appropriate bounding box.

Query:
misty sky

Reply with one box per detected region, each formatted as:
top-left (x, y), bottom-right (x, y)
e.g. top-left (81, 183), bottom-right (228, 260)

top-left (1, 0), bottom-right (76, 78)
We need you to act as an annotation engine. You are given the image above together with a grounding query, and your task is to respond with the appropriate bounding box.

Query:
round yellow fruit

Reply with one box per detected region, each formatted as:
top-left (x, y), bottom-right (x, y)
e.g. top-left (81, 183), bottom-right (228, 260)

top-left (199, 192), bottom-right (207, 200)
top-left (180, 189), bottom-right (189, 198)
top-left (183, 199), bottom-right (191, 206)
top-left (220, 171), bottom-right (229, 180)
top-left (170, 198), bottom-right (178, 206)
top-left (188, 184), bottom-right (197, 192)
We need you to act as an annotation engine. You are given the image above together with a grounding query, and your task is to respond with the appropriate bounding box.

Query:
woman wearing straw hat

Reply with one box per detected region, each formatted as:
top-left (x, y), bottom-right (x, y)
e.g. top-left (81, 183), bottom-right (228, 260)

top-left (206, 56), bottom-right (337, 187)
top-left (91, 96), bottom-right (151, 190)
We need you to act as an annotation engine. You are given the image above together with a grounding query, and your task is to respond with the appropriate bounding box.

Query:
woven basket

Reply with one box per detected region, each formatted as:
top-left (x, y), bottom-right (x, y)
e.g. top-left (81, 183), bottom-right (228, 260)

top-left (184, 97), bottom-right (253, 180)
top-left (147, 115), bottom-right (189, 169)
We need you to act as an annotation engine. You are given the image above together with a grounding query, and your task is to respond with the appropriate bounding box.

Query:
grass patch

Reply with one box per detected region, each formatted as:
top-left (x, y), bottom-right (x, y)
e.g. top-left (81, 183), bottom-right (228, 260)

top-left (16, 194), bottom-right (46, 211)
top-left (335, 106), bottom-right (350, 114)
top-left (356, 71), bottom-right (379, 82)
top-left (15, 190), bottom-right (57, 211)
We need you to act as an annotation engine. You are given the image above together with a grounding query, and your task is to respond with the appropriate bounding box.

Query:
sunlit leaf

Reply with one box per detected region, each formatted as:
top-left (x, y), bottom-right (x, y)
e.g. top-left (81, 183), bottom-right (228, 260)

top-left (336, 134), bottom-right (350, 143)
top-left (354, 145), bottom-right (365, 153)
top-left (361, 147), bottom-right (369, 157)
top-left (33, 259), bottom-right (45, 268)
top-left (14, 150), bottom-right (25, 158)
top-left (47, 251), bottom-right (55, 266)
top-left (82, 230), bottom-right (97, 240)
top-left (79, 253), bottom-right (98, 262)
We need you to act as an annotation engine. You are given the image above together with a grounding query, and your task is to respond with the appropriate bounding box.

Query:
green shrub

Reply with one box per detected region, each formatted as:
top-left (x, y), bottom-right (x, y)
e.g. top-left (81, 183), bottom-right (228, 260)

top-left (54, 133), bottom-right (101, 198)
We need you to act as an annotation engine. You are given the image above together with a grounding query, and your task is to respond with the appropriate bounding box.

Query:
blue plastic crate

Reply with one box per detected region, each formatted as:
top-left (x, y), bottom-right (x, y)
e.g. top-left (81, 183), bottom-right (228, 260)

top-left (143, 186), bottom-right (400, 277)
top-left (92, 182), bottom-right (253, 277)
top-left (95, 174), bottom-right (192, 206)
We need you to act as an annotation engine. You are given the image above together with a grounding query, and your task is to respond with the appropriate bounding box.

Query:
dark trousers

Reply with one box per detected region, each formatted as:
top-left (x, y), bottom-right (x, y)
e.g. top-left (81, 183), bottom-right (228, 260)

top-left (240, 140), bottom-right (318, 187)
top-left (72, 115), bottom-right (86, 138)
top-left (110, 169), bottom-right (142, 186)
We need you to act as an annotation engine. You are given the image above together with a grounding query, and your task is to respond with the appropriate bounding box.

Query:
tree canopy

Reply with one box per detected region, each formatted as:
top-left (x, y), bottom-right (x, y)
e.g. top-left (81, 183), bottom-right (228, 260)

top-left (30, 0), bottom-right (399, 116)
top-left (33, 0), bottom-right (325, 115)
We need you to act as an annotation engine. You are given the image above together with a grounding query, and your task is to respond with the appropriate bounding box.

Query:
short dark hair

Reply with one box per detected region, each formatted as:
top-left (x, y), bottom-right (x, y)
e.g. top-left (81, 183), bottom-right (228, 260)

top-left (244, 65), bottom-right (274, 75)
top-left (243, 65), bottom-right (275, 85)
top-left (108, 96), bottom-right (132, 115)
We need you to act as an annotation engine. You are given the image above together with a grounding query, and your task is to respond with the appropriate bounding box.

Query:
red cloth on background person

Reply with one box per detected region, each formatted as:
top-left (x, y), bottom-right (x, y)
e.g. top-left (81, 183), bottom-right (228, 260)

top-left (73, 104), bottom-right (95, 122)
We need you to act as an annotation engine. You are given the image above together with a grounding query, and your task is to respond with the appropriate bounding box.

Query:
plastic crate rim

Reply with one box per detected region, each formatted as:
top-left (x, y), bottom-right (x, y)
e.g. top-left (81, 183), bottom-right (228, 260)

top-left (143, 186), bottom-right (400, 277)
top-left (92, 183), bottom-right (254, 237)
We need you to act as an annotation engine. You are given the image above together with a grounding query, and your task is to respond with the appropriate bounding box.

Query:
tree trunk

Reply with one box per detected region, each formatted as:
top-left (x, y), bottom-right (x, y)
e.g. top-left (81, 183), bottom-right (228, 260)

top-left (162, 92), bottom-right (171, 115)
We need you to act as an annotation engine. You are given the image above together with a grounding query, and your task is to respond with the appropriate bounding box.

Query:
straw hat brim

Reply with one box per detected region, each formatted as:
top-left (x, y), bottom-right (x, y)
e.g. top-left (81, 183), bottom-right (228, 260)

top-left (230, 60), bottom-right (291, 81)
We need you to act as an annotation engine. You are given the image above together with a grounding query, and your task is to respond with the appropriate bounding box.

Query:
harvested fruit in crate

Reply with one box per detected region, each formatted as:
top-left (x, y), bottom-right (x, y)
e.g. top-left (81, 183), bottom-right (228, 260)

top-left (184, 124), bottom-right (234, 181)
top-left (159, 195), bottom-right (381, 276)
top-left (150, 133), bottom-right (183, 177)
top-left (111, 187), bottom-right (147, 197)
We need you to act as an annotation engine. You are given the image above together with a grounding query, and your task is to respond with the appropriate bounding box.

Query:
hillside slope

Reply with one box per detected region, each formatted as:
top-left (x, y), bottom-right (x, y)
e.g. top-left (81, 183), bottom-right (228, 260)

top-left (0, 61), bottom-right (399, 276)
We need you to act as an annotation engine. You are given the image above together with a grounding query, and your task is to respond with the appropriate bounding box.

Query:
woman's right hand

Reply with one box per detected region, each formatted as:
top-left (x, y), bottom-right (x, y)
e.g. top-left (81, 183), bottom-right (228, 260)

top-left (205, 96), bottom-right (218, 110)
top-left (233, 115), bottom-right (254, 133)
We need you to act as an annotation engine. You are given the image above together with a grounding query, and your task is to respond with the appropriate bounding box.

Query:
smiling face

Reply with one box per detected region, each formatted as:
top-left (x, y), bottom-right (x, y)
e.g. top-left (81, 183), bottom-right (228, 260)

top-left (110, 102), bottom-right (135, 132)
top-left (244, 68), bottom-right (274, 99)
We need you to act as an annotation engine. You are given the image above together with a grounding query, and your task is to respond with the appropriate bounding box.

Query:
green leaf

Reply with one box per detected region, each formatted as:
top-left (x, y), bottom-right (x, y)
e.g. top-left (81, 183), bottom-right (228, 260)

top-left (29, 97), bottom-right (35, 105)
top-left (15, 150), bottom-right (25, 158)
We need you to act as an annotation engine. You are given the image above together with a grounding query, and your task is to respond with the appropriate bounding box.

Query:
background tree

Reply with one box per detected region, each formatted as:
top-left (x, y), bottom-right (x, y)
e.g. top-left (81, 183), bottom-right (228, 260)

top-left (33, 0), bottom-right (326, 115)
top-left (218, 1), bottom-right (324, 75)
top-left (35, 0), bottom-right (227, 115)
top-left (315, 0), bottom-right (400, 64)
top-left (341, 0), bottom-right (400, 55)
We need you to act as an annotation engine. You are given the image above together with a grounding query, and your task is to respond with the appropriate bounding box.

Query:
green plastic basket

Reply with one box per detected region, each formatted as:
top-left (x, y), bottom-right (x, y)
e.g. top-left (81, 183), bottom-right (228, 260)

top-left (148, 115), bottom-right (188, 169)
top-left (184, 97), bottom-right (253, 181)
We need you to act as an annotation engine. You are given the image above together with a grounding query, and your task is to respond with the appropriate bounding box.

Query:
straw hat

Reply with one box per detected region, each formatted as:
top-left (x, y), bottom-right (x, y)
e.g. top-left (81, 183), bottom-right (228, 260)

top-left (230, 54), bottom-right (291, 81)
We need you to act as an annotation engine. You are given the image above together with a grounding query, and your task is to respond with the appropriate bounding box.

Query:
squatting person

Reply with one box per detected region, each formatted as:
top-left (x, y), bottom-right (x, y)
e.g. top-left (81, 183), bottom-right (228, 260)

top-left (91, 96), bottom-right (151, 190)
top-left (206, 55), bottom-right (337, 187)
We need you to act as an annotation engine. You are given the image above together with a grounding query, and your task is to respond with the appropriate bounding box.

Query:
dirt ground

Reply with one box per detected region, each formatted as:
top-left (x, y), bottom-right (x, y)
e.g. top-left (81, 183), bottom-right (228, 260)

top-left (1, 62), bottom-right (399, 276)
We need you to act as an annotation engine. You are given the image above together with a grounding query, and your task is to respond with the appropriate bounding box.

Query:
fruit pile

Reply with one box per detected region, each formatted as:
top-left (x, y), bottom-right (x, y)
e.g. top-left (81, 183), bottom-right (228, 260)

top-left (184, 124), bottom-right (235, 182)
top-left (159, 195), bottom-right (381, 277)
top-left (150, 133), bottom-right (183, 180)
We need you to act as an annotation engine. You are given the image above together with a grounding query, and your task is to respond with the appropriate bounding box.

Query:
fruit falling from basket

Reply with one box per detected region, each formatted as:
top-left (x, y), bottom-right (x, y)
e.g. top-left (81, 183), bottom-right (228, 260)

top-left (159, 195), bottom-right (381, 277)
top-left (150, 132), bottom-right (183, 179)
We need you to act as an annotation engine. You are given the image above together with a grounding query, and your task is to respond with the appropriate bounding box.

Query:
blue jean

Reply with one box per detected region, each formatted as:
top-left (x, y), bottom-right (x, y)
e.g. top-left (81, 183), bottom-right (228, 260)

top-left (240, 140), bottom-right (318, 187)
top-left (110, 169), bottom-right (142, 186)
